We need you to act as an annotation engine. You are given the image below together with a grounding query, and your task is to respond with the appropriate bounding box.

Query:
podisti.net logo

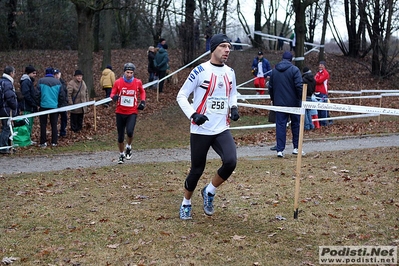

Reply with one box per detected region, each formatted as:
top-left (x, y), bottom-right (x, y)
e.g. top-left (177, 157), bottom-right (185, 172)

top-left (319, 246), bottom-right (397, 264)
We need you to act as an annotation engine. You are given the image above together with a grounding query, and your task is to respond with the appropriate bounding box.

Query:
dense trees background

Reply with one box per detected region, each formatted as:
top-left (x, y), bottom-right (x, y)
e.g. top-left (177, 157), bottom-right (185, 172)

top-left (0, 0), bottom-right (398, 95)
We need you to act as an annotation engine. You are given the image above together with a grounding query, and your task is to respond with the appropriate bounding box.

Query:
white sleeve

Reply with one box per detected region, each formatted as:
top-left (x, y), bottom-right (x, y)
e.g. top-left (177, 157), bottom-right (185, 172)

top-left (176, 76), bottom-right (197, 120)
top-left (229, 68), bottom-right (238, 107)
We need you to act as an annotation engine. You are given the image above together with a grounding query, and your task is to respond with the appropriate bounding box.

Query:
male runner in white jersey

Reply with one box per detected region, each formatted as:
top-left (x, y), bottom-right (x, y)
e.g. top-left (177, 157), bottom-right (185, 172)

top-left (176, 33), bottom-right (240, 220)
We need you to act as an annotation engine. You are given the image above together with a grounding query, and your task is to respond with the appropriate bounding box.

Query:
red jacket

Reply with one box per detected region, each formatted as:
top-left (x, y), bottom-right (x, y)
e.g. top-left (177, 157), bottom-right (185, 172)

top-left (110, 77), bottom-right (146, 115)
top-left (314, 69), bottom-right (329, 95)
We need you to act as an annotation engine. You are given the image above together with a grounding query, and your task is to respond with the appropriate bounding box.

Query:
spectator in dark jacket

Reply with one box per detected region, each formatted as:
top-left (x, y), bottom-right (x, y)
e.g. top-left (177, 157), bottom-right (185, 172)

top-left (268, 51), bottom-right (303, 157)
top-left (147, 46), bottom-right (157, 85)
top-left (251, 51), bottom-right (271, 95)
top-left (302, 67), bottom-right (318, 130)
top-left (20, 65), bottom-right (38, 140)
top-left (0, 66), bottom-right (18, 154)
top-left (154, 47), bottom-right (169, 93)
top-left (37, 67), bottom-right (62, 148)
top-left (54, 69), bottom-right (68, 137)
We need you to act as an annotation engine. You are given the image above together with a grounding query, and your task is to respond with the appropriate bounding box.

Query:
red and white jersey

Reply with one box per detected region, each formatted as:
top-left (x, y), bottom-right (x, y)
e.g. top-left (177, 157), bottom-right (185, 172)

top-left (110, 77), bottom-right (146, 115)
top-left (176, 61), bottom-right (238, 135)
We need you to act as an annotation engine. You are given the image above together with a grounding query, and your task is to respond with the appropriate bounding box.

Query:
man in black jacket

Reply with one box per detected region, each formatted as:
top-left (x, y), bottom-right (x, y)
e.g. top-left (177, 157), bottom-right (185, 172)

top-left (268, 52), bottom-right (303, 158)
top-left (0, 66), bottom-right (18, 154)
top-left (20, 65), bottom-right (38, 142)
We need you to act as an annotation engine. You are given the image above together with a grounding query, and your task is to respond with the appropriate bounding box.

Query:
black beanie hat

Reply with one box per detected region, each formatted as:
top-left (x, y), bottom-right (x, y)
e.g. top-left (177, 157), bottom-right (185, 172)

top-left (303, 67), bottom-right (311, 73)
top-left (25, 65), bottom-right (36, 74)
top-left (282, 51), bottom-right (293, 61)
top-left (210, 33), bottom-right (230, 53)
top-left (74, 69), bottom-right (83, 76)
top-left (45, 67), bottom-right (54, 75)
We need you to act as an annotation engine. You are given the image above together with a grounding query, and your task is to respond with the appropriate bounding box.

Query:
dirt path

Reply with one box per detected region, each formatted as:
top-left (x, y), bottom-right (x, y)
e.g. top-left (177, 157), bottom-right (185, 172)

top-left (1, 135), bottom-right (398, 175)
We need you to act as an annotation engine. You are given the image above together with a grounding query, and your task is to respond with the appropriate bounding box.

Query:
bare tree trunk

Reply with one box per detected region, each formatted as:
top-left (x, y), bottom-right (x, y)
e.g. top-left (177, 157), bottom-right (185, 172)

top-left (102, 8), bottom-right (113, 69)
top-left (293, 0), bottom-right (316, 70)
top-left (370, 0), bottom-right (381, 76)
top-left (318, 0), bottom-right (329, 62)
top-left (254, 0), bottom-right (263, 48)
top-left (6, 0), bottom-right (18, 49)
top-left (222, 0), bottom-right (228, 33)
top-left (182, 0), bottom-right (195, 65)
top-left (93, 0), bottom-right (101, 52)
top-left (74, 3), bottom-right (96, 98)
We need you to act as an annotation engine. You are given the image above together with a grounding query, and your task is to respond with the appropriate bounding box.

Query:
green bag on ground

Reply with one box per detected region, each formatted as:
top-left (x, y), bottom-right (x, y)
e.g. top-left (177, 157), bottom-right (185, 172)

top-left (13, 125), bottom-right (31, 147)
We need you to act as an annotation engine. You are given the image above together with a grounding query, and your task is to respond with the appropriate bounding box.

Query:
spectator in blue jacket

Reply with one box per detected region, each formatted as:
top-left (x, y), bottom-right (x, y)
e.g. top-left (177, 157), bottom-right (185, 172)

top-left (37, 67), bottom-right (62, 148)
top-left (268, 51), bottom-right (303, 157)
top-left (251, 51), bottom-right (271, 95)
top-left (0, 66), bottom-right (18, 154)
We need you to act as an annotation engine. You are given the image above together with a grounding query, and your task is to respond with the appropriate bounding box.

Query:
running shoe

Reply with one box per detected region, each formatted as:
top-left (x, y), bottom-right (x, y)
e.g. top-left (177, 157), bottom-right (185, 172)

top-left (125, 147), bottom-right (132, 160)
top-left (201, 185), bottom-right (215, 216)
top-left (118, 154), bottom-right (125, 164)
top-left (179, 204), bottom-right (192, 220)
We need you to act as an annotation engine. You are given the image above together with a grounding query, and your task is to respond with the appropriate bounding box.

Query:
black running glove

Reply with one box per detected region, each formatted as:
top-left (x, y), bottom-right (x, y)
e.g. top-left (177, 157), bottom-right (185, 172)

top-left (230, 107), bottom-right (240, 121)
top-left (138, 100), bottom-right (146, 110)
top-left (112, 95), bottom-right (119, 102)
top-left (191, 113), bottom-right (209, 126)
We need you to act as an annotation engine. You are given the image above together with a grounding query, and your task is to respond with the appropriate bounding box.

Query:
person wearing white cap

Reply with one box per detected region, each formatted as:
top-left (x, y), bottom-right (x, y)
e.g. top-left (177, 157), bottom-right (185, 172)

top-left (176, 33), bottom-right (240, 220)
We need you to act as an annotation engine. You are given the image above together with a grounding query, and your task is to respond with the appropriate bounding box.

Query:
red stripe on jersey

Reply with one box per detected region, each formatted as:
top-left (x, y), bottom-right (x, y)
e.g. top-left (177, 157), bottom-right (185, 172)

top-left (196, 74), bottom-right (216, 114)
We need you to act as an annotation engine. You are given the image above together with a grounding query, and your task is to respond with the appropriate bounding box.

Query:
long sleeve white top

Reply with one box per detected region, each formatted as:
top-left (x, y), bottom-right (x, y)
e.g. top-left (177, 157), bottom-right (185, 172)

top-left (176, 61), bottom-right (238, 135)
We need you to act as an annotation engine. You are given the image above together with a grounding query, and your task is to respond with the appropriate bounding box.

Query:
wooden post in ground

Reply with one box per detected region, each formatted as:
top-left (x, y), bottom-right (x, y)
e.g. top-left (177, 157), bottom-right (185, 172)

top-left (294, 84), bottom-right (307, 219)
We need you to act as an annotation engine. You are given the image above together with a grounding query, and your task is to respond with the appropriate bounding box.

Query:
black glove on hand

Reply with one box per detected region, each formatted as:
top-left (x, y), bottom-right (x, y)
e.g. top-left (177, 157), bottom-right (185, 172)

top-left (138, 100), bottom-right (146, 110)
top-left (191, 113), bottom-right (209, 126)
top-left (112, 95), bottom-right (119, 102)
top-left (230, 107), bottom-right (240, 121)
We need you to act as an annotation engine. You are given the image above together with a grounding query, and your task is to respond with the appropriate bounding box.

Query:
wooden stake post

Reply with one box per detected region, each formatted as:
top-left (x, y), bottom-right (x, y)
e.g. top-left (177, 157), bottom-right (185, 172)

top-left (294, 84), bottom-right (307, 219)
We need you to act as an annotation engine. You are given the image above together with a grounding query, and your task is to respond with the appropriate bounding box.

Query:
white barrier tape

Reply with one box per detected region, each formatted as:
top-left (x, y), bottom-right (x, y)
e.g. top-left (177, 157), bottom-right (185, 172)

top-left (237, 78), bottom-right (256, 88)
top-left (329, 90), bottom-right (399, 94)
top-left (302, 101), bottom-right (399, 116)
top-left (0, 101), bottom-right (96, 121)
top-left (238, 87), bottom-right (268, 91)
top-left (329, 95), bottom-right (382, 100)
top-left (238, 102), bottom-right (303, 115)
top-left (237, 95), bottom-right (270, 100)
top-left (381, 93), bottom-right (399, 97)
top-left (361, 89), bottom-right (399, 93)
top-left (230, 124), bottom-right (276, 130)
top-left (230, 114), bottom-right (379, 131)
top-left (94, 98), bottom-right (111, 106)
top-left (315, 113), bottom-right (379, 121)
top-left (144, 80), bottom-right (158, 89)
top-left (329, 90), bottom-right (362, 94)
top-left (240, 100), bottom-right (399, 116)
top-left (157, 50), bottom-right (210, 84)
top-left (0, 145), bottom-right (13, 150)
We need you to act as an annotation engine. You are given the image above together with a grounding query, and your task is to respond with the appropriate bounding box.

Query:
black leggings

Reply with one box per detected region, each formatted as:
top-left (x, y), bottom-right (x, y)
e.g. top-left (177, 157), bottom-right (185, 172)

top-left (116, 113), bottom-right (137, 143)
top-left (185, 130), bottom-right (237, 192)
